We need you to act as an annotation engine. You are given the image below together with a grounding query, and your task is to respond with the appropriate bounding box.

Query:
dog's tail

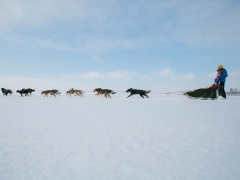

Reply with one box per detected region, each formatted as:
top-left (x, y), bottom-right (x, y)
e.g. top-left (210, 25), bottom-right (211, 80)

top-left (111, 91), bottom-right (116, 94)
top-left (146, 90), bottom-right (151, 94)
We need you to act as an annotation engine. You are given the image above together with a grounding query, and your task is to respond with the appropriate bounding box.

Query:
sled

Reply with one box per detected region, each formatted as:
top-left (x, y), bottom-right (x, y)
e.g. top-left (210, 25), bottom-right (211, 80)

top-left (184, 84), bottom-right (219, 100)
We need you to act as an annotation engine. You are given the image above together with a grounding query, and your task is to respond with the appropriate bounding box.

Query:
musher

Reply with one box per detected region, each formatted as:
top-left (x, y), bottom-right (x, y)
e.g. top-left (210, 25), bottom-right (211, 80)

top-left (215, 64), bottom-right (228, 99)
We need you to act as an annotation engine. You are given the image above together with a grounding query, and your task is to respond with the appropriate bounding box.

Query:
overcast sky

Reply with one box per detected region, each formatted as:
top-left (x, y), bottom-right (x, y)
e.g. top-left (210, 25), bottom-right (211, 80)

top-left (0, 0), bottom-right (240, 91)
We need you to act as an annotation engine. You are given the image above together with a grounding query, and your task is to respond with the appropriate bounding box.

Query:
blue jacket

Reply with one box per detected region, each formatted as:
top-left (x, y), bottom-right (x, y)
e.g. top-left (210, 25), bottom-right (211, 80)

top-left (216, 68), bottom-right (228, 83)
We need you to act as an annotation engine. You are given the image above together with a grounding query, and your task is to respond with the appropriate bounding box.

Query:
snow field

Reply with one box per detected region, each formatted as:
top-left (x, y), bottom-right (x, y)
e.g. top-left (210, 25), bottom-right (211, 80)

top-left (0, 93), bottom-right (240, 180)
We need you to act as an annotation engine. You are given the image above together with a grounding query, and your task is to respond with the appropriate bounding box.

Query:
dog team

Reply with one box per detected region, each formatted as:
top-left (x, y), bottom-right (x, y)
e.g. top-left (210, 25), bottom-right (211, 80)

top-left (1, 88), bottom-right (151, 98)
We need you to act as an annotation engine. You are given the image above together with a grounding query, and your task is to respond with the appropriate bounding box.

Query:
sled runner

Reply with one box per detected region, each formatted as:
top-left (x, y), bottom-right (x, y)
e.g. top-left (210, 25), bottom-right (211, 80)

top-left (184, 84), bottom-right (219, 100)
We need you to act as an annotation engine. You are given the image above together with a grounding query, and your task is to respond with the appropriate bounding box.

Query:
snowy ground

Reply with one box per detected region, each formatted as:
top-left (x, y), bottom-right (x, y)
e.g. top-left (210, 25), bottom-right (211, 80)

top-left (1, 92), bottom-right (240, 180)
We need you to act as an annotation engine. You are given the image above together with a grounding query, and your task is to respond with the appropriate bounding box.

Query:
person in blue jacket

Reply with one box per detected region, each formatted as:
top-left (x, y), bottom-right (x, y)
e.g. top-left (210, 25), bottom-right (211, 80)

top-left (215, 64), bottom-right (228, 99)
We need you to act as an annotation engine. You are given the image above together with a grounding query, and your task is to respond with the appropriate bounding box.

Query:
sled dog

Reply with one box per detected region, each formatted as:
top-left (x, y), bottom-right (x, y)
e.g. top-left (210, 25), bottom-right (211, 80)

top-left (126, 88), bottom-right (151, 98)
top-left (1, 88), bottom-right (13, 96)
top-left (41, 90), bottom-right (61, 97)
top-left (16, 88), bottom-right (35, 96)
top-left (66, 88), bottom-right (84, 97)
top-left (94, 88), bottom-right (116, 98)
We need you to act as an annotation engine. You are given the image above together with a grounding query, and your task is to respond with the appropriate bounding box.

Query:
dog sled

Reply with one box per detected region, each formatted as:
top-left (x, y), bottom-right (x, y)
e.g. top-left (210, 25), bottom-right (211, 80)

top-left (184, 84), bottom-right (219, 100)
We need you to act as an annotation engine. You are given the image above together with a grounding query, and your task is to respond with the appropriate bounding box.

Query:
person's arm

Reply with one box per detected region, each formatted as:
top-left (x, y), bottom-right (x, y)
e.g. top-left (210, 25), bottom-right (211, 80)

top-left (217, 70), bottom-right (228, 79)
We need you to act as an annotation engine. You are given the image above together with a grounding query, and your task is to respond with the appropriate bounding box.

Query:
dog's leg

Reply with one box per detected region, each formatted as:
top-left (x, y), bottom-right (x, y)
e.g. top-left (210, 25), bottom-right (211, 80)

top-left (144, 94), bottom-right (149, 98)
top-left (126, 93), bottom-right (133, 98)
top-left (140, 94), bottom-right (145, 98)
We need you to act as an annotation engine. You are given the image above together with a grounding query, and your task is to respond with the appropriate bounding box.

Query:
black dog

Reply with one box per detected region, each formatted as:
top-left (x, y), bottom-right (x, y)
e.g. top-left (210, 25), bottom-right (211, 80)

top-left (16, 88), bottom-right (36, 96)
top-left (126, 88), bottom-right (151, 98)
top-left (1, 88), bottom-right (13, 96)
top-left (16, 89), bottom-right (29, 96)
top-left (16, 89), bottom-right (27, 96)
